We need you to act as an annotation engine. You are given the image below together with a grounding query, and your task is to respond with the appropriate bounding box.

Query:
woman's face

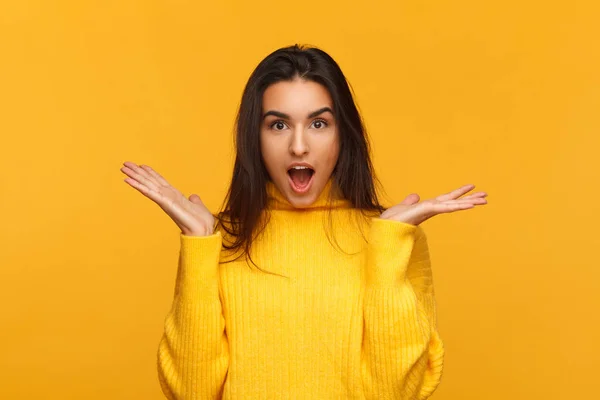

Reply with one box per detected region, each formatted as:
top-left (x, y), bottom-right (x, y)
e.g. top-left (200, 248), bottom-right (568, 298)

top-left (260, 78), bottom-right (340, 208)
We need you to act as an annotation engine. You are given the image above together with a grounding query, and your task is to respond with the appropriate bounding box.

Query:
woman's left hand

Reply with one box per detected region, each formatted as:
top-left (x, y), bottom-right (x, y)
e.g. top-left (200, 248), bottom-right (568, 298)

top-left (380, 184), bottom-right (488, 226)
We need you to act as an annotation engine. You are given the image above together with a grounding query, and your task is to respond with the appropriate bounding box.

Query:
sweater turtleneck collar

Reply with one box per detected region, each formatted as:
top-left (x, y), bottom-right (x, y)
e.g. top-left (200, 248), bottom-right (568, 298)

top-left (266, 178), bottom-right (353, 211)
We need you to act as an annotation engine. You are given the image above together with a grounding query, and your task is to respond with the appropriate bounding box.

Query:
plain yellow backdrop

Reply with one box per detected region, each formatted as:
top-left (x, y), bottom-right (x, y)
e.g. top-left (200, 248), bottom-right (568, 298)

top-left (1, 1), bottom-right (598, 399)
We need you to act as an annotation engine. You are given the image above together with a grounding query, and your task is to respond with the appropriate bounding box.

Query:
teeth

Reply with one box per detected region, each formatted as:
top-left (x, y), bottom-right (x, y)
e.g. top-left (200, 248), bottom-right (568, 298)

top-left (291, 166), bottom-right (309, 170)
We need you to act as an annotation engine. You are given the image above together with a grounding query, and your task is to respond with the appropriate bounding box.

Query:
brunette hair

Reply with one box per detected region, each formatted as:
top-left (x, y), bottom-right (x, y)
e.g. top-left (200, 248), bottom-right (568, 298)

top-left (215, 44), bottom-right (385, 272)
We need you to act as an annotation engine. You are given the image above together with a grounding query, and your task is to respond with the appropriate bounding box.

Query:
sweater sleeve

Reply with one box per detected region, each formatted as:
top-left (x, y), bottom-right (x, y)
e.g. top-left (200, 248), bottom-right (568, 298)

top-left (361, 218), bottom-right (445, 400)
top-left (157, 231), bottom-right (229, 399)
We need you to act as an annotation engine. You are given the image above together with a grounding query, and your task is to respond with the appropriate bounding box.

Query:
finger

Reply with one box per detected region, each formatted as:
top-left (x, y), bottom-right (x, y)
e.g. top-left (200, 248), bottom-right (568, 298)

top-left (423, 197), bottom-right (487, 217)
top-left (122, 161), bottom-right (161, 187)
top-left (189, 194), bottom-right (205, 205)
top-left (461, 192), bottom-right (487, 200)
top-left (124, 161), bottom-right (151, 178)
top-left (121, 165), bottom-right (161, 192)
top-left (123, 176), bottom-right (162, 203)
top-left (140, 164), bottom-right (172, 187)
top-left (436, 184), bottom-right (476, 202)
top-left (449, 198), bottom-right (487, 205)
top-left (432, 202), bottom-right (475, 214)
top-left (400, 193), bottom-right (420, 205)
top-left (126, 162), bottom-right (161, 185)
top-left (124, 177), bottom-right (191, 230)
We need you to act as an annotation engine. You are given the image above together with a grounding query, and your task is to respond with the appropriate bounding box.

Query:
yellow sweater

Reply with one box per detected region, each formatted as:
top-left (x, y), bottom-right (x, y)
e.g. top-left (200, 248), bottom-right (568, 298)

top-left (157, 179), bottom-right (444, 399)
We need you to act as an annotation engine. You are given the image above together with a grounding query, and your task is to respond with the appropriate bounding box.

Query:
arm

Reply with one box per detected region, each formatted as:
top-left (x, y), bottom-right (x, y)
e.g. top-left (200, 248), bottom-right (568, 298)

top-left (361, 218), bottom-right (445, 400)
top-left (157, 231), bottom-right (229, 399)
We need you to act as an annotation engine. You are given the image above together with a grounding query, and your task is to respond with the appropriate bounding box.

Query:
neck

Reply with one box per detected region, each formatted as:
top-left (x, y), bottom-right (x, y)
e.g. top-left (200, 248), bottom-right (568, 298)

top-left (266, 178), bottom-right (352, 210)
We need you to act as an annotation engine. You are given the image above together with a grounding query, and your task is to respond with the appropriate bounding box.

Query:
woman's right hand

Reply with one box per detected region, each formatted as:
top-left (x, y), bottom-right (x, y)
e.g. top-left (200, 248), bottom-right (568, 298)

top-left (120, 161), bottom-right (215, 237)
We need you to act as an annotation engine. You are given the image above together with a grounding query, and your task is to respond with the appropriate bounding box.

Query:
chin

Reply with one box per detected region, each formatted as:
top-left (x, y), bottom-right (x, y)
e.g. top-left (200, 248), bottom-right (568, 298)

top-left (285, 181), bottom-right (321, 208)
top-left (288, 195), bottom-right (317, 208)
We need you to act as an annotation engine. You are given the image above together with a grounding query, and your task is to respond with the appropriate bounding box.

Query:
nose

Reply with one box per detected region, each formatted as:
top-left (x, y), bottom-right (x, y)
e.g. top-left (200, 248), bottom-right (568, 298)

top-left (288, 127), bottom-right (309, 157)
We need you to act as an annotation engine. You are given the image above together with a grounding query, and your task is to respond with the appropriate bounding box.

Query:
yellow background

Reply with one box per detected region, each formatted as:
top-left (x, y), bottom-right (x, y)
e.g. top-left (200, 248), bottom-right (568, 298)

top-left (1, 1), bottom-right (598, 399)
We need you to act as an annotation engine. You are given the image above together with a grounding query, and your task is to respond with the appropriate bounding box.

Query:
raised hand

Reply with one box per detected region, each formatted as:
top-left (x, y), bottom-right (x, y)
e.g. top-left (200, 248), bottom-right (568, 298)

top-left (120, 161), bottom-right (215, 236)
top-left (380, 184), bottom-right (488, 226)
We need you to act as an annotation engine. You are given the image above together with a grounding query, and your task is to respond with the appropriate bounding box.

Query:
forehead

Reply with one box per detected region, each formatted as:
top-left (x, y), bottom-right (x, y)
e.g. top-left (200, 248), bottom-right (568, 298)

top-left (262, 79), bottom-right (333, 114)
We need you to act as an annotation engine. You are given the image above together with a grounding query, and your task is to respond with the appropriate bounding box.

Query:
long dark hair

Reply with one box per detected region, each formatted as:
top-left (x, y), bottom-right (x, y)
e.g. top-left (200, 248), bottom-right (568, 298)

top-left (215, 44), bottom-right (385, 271)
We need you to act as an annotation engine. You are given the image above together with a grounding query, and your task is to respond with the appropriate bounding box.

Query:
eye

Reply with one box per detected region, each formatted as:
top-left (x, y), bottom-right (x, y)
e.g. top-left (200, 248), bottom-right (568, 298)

top-left (269, 120), bottom-right (288, 131)
top-left (311, 119), bottom-right (328, 129)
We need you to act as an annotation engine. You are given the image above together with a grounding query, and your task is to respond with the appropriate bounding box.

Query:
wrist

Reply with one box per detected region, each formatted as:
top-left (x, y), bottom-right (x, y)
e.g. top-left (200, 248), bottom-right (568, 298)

top-left (182, 226), bottom-right (213, 237)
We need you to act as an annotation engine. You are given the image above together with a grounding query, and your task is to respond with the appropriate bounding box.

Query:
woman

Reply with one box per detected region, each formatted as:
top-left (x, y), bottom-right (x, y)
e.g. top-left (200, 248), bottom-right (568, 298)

top-left (121, 44), bottom-right (487, 399)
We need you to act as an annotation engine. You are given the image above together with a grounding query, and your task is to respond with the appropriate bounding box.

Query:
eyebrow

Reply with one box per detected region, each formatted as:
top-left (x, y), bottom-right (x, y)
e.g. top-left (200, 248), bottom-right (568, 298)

top-left (262, 106), bottom-right (334, 120)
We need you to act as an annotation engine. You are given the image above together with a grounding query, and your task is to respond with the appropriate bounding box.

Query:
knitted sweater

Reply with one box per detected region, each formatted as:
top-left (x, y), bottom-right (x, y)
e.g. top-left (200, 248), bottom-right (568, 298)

top-left (156, 179), bottom-right (444, 399)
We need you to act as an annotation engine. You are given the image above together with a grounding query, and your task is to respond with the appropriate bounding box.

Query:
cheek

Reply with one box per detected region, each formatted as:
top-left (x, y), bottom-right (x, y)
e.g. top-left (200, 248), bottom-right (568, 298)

top-left (260, 133), bottom-right (281, 169)
top-left (328, 145), bottom-right (340, 167)
top-left (322, 134), bottom-right (341, 167)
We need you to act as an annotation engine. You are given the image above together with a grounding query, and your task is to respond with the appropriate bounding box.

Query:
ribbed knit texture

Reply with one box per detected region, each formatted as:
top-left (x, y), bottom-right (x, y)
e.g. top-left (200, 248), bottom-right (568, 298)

top-left (157, 179), bottom-right (444, 399)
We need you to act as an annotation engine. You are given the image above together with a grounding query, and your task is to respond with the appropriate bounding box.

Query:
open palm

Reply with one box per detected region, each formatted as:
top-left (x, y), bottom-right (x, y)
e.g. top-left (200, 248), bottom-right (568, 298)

top-left (380, 184), bottom-right (488, 226)
top-left (120, 161), bottom-right (215, 236)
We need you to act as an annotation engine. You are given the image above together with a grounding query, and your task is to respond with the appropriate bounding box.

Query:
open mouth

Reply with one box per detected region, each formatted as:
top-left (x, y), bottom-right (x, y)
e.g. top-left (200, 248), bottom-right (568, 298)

top-left (287, 166), bottom-right (315, 193)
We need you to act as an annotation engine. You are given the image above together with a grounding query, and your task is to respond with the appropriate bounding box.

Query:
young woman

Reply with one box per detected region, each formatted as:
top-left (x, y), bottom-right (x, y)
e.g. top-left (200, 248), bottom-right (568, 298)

top-left (121, 44), bottom-right (487, 399)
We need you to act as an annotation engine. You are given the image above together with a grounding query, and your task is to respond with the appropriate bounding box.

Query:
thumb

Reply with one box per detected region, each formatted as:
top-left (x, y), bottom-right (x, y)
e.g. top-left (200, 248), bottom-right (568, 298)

top-left (400, 193), bottom-right (420, 205)
top-left (188, 194), bottom-right (204, 205)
